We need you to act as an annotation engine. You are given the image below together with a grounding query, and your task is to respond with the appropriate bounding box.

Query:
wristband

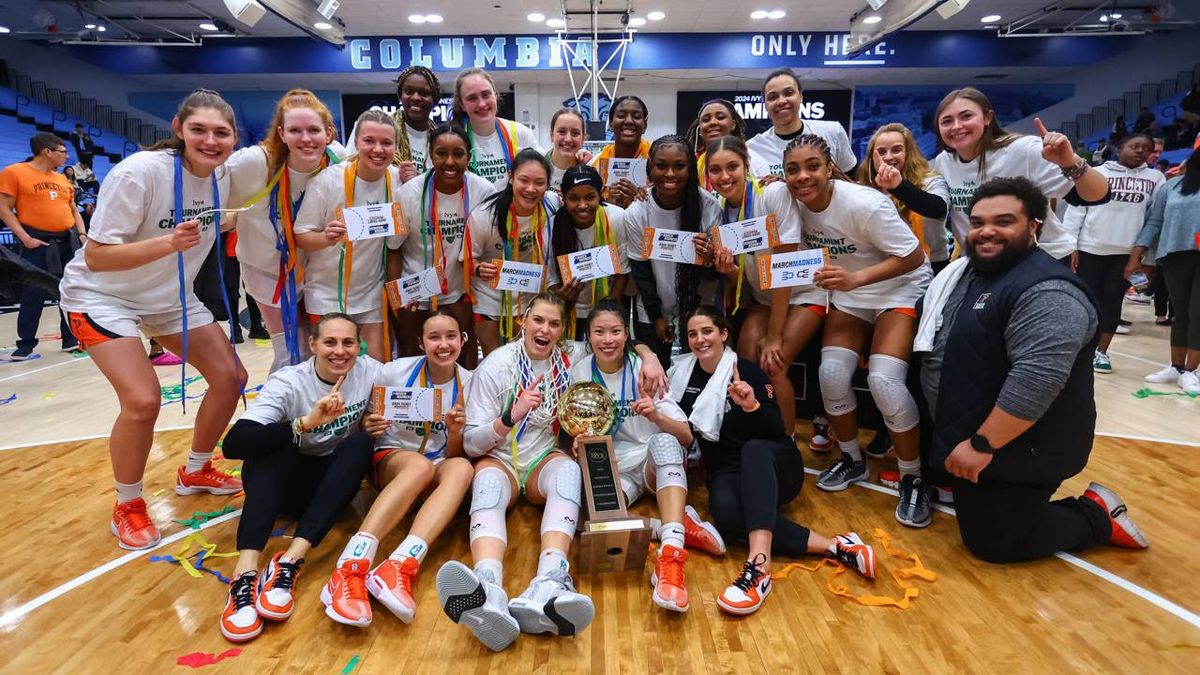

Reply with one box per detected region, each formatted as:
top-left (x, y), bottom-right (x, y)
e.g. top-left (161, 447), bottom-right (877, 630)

top-left (970, 432), bottom-right (996, 455)
top-left (500, 407), bottom-right (515, 428)
top-left (1061, 158), bottom-right (1089, 182)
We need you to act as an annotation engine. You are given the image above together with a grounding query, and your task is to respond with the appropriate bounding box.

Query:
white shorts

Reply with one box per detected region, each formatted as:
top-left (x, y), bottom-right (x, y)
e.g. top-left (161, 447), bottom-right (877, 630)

top-left (69, 299), bottom-right (214, 341)
top-left (240, 263), bottom-right (284, 309)
top-left (308, 307), bottom-right (384, 324)
top-left (833, 304), bottom-right (916, 325)
top-left (619, 456), bottom-right (654, 505)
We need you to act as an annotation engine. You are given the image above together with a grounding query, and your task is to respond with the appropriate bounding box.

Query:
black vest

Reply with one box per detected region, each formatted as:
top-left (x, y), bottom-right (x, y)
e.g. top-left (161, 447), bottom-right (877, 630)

top-left (932, 248), bottom-right (1098, 483)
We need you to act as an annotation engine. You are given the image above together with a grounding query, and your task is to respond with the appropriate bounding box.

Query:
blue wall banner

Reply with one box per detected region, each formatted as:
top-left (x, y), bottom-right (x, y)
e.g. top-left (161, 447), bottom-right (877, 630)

top-left (49, 31), bottom-right (1140, 75)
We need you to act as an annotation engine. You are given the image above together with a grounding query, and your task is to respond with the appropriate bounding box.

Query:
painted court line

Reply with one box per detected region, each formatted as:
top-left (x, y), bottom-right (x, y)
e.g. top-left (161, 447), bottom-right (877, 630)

top-left (0, 424), bottom-right (196, 452)
top-left (0, 356), bottom-right (88, 384)
top-left (1107, 349), bottom-right (1164, 367)
top-left (0, 509), bottom-right (242, 629)
top-left (1094, 431), bottom-right (1200, 449)
top-left (802, 467), bottom-right (1200, 630)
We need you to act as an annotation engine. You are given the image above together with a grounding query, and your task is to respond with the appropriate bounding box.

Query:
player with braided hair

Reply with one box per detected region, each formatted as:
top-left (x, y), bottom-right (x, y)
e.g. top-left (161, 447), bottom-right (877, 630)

top-left (346, 65), bottom-right (441, 182)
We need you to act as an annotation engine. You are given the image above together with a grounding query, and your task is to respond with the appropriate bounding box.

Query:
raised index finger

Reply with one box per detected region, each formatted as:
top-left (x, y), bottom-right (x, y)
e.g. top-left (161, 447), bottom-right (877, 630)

top-left (731, 362), bottom-right (741, 382)
top-left (331, 375), bottom-right (345, 394)
top-left (528, 373), bottom-right (545, 389)
top-left (1033, 117), bottom-right (1048, 138)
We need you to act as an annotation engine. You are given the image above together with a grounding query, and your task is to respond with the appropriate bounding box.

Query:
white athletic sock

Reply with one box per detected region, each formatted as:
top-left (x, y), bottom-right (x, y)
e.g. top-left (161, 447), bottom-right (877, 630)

top-left (897, 457), bottom-right (922, 479)
top-left (475, 558), bottom-right (504, 586)
top-left (269, 333), bottom-right (290, 374)
top-left (649, 518), bottom-right (663, 540)
top-left (389, 534), bottom-right (429, 563)
top-left (661, 522), bottom-right (685, 550)
top-left (536, 547), bottom-right (569, 578)
top-left (338, 532), bottom-right (379, 567)
top-left (115, 479), bottom-right (143, 504)
top-left (185, 451), bottom-right (212, 474)
top-left (839, 438), bottom-right (863, 463)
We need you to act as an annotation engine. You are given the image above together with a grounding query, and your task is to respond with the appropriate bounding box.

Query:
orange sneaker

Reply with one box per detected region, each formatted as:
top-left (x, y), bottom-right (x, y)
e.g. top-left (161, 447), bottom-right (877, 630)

top-left (176, 461), bottom-right (243, 496)
top-left (828, 532), bottom-right (877, 579)
top-left (683, 505), bottom-right (726, 555)
top-left (255, 551), bottom-right (303, 621)
top-left (717, 554), bottom-right (770, 616)
top-left (1083, 482), bottom-right (1150, 549)
top-left (221, 572), bottom-right (262, 643)
top-left (110, 498), bottom-right (161, 550)
top-left (650, 544), bottom-right (689, 612)
top-left (321, 558), bottom-right (372, 627)
top-left (367, 557), bottom-right (419, 623)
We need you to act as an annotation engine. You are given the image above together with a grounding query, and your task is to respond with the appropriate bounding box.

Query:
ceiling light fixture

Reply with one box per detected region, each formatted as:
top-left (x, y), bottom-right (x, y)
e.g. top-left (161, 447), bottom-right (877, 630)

top-left (981, 14), bottom-right (1001, 22)
top-left (628, 16), bottom-right (646, 27)
top-left (84, 23), bottom-right (96, 29)
top-left (425, 14), bottom-right (443, 23)
top-left (750, 10), bottom-right (769, 19)
top-left (1099, 14), bottom-right (1109, 21)
top-left (313, 21), bottom-right (332, 30)
top-left (199, 22), bottom-right (219, 31)
top-left (96, 25), bottom-right (106, 32)
top-left (863, 15), bottom-right (882, 24)
top-left (527, 12), bottom-right (545, 22)
top-left (0, 26), bottom-right (9, 34)
top-left (408, 14), bottom-right (427, 23)
top-left (767, 9), bottom-right (786, 19)
top-left (546, 18), bottom-right (565, 28)
top-left (647, 10), bottom-right (665, 21)
top-left (1110, 12), bottom-right (1122, 19)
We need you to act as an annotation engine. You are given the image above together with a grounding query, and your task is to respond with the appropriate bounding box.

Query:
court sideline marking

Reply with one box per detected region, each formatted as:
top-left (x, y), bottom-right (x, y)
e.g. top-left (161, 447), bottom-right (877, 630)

top-left (0, 355), bottom-right (88, 384)
top-left (0, 424), bottom-right (197, 452)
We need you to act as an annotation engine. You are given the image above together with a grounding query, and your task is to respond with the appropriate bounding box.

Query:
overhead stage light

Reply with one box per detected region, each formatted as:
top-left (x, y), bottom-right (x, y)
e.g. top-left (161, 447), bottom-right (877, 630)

top-left (863, 15), bottom-right (882, 25)
top-left (647, 11), bottom-right (665, 21)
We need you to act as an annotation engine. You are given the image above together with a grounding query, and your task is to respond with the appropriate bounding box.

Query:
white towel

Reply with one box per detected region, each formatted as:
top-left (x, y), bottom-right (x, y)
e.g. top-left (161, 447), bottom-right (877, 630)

top-left (667, 347), bottom-right (738, 442)
top-left (913, 257), bottom-right (970, 353)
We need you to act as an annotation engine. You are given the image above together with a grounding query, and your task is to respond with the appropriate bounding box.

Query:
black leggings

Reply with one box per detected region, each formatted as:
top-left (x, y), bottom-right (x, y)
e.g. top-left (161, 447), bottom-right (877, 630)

top-left (706, 439), bottom-right (810, 557)
top-left (634, 320), bottom-right (674, 371)
top-left (1151, 264), bottom-right (1173, 318)
top-left (1075, 251), bottom-right (1129, 335)
top-left (235, 431), bottom-right (373, 551)
top-left (1163, 250), bottom-right (1200, 350)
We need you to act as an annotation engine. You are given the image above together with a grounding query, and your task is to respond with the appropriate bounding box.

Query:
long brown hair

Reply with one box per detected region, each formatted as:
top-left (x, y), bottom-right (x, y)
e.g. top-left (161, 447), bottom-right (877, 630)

top-left (260, 89), bottom-right (336, 175)
top-left (934, 87), bottom-right (1019, 178)
top-left (858, 122), bottom-right (938, 221)
top-left (146, 89), bottom-right (236, 154)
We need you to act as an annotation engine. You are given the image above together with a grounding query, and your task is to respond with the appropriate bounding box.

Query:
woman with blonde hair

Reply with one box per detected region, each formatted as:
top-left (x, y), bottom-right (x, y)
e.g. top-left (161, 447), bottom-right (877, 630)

top-left (452, 67), bottom-right (542, 187)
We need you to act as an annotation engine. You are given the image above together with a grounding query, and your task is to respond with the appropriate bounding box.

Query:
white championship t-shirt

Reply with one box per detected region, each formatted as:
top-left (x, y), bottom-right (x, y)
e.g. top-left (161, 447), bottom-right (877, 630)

top-left (622, 189), bottom-right (723, 325)
top-left (59, 150), bottom-right (230, 315)
top-left (375, 355), bottom-right (474, 463)
top-left (747, 119), bottom-right (857, 176)
top-left (226, 146), bottom-right (322, 275)
top-left (796, 181), bottom-right (932, 310)
top-left (468, 118), bottom-right (543, 188)
top-left (466, 192), bottom-right (562, 317)
top-left (719, 181), bottom-right (819, 307)
top-left (396, 170), bottom-right (497, 308)
top-left (294, 162), bottom-right (403, 316)
top-left (932, 135), bottom-right (1076, 259)
top-left (346, 118), bottom-right (431, 171)
top-left (547, 203), bottom-right (629, 321)
top-left (241, 355), bottom-right (382, 457)
top-left (568, 353), bottom-right (687, 474)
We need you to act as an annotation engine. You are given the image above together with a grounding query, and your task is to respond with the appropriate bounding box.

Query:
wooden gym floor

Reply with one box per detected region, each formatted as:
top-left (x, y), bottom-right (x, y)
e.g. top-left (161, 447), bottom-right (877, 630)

top-left (0, 300), bottom-right (1197, 674)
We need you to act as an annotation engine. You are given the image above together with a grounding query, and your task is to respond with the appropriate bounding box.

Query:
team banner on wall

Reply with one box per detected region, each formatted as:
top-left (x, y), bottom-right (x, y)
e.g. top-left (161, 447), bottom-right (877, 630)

top-left (340, 93), bottom-right (514, 138)
top-left (676, 90), bottom-right (853, 137)
top-left (54, 31), bottom-right (1140, 74)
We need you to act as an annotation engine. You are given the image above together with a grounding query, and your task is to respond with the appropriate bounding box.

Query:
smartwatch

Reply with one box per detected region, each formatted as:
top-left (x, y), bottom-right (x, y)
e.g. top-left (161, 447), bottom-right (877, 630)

top-left (970, 433), bottom-right (996, 455)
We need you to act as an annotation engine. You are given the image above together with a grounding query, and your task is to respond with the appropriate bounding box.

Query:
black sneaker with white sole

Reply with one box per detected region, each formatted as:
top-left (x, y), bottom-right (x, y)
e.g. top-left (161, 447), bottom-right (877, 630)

top-left (816, 453), bottom-right (868, 491)
top-left (865, 431), bottom-right (892, 459)
top-left (895, 474), bottom-right (932, 528)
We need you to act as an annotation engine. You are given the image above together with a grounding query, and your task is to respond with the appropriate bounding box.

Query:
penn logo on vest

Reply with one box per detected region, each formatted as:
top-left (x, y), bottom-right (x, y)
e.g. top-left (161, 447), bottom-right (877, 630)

top-left (972, 293), bottom-right (992, 310)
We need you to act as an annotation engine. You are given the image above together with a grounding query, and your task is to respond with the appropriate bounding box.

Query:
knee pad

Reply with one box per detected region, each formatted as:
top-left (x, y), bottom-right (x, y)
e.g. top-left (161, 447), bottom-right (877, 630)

top-left (539, 458), bottom-right (582, 537)
top-left (866, 354), bottom-right (919, 432)
top-left (647, 433), bottom-right (687, 492)
top-left (468, 467), bottom-right (510, 545)
top-left (818, 346), bottom-right (859, 416)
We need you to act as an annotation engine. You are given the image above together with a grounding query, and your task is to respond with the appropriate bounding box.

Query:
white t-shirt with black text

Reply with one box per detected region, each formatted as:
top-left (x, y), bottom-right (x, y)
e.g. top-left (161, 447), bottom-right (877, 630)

top-left (375, 355), bottom-right (474, 463)
top-left (747, 119), bottom-right (856, 175)
top-left (466, 192), bottom-right (562, 317)
top-left (468, 119), bottom-right (543, 188)
top-left (547, 203), bottom-right (629, 320)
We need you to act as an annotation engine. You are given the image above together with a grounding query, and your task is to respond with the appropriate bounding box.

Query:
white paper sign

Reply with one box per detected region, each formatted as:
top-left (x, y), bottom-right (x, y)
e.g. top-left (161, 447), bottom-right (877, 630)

top-left (341, 203), bottom-right (405, 241)
top-left (372, 386), bottom-right (443, 422)
top-left (639, 228), bottom-right (698, 265)
top-left (385, 267), bottom-right (446, 308)
top-left (711, 214), bottom-right (782, 255)
top-left (756, 248), bottom-right (827, 290)
top-left (606, 157), bottom-right (648, 187)
top-left (489, 259), bottom-right (545, 293)
top-left (557, 243), bottom-right (620, 284)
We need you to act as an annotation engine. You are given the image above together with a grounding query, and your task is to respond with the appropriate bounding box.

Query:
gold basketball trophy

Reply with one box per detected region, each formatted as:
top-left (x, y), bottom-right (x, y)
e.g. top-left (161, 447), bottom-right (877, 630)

top-left (558, 382), bottom-right (652, 574)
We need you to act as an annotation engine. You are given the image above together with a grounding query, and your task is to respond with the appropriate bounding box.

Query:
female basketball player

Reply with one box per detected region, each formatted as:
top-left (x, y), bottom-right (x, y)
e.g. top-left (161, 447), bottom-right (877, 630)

top-left (294, 109), bottom-right (403, 362)
top-left (569, 299), bottom-right (726, 614)
top-left (547, 165), bottom-right (628, 338)
top-left (685, 98), bottom-right (770, 190)
top-left (670, 306), bottom-right (875, 616)
top-left (787, 135), bottom-right (934, 530)
top-left (932, 87), bottom-right (1110, 263)
top-left (393, 124), bottom-right (497, 364)
top-left (590, 95), bottom-right (650, 208)
top-left (217, 313), bottom-right (382, 642)
top-left (345, 66), bottom-right (440, 182)
top-left (321, 312), bottom-right (474, 628)
top-left (699, 135), bottom-right (819, 436)
top-left (59, 89), bottom-right (245, 551)
top-left (746, 69), bottom-right (856, 175)
top-left (453, 67), bottom-right (542, 187)
top-left (623, 135), bottom-right (723, 366)
top-left (547, 107), bottom-right (591, 190)
top-left (434, 293), bottom-right (667, 651)
top-left (467, 148), bottom-right (561, 354)
top-left (226, 89), bottom-right (339, 372)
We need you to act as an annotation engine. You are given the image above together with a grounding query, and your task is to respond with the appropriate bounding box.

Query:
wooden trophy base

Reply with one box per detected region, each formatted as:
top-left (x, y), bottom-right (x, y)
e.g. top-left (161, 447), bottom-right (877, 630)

top-left (577, 517), bottom-right (652, 574)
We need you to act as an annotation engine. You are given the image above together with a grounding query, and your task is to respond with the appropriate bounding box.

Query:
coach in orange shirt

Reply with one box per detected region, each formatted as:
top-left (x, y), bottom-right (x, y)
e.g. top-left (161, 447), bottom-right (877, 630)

top-left (0, 132), bottom-right (87, 359)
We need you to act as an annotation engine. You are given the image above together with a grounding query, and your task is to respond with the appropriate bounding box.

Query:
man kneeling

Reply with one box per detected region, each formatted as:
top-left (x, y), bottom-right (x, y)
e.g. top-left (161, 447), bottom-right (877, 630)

top-left (918, 176), bottom-right (1149, 563)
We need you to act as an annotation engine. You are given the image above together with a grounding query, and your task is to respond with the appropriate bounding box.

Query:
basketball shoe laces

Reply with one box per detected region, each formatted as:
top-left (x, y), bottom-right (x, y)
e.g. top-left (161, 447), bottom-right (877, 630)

top-left (339, 562), bottom-right (368, 600)
top-left (396, 560), bottom-right (417, 596)
top-left (231, 574), bottom-right (256, 611)
top-left (115, 501), bottom-right (153, 532)
top-left (730, 553), bottom-right (767, 593)
top-left (658, 548), bottom-right (686, 588)
top-left (272, 559), bottom-right (303, 592)
top-left (830, 540), bottom-right (860, 568)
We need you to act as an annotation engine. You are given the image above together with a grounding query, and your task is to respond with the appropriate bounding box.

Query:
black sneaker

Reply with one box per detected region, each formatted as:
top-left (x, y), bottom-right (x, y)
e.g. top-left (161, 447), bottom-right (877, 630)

top-left (248, 327), bottom-right (270, 340)
top-left (8, 346), bottom-right (34, 361)
top-left (816, 453), bottom-right (868, 491)
top-left (895, 474), bottom-right (932, 528)
top-left (865, 431), bottom-right (892, 459)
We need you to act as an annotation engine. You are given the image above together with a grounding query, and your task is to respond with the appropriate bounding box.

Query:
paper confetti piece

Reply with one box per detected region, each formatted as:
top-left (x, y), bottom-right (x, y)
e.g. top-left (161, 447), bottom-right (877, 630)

top-left (270, 523), bottom-right (290, 538)
top-left (342, 655), bottom-right (362, 675)
top-left (176, 648), bottom-right (242, 668)
top-left (152, 488), bottom-right (166, 497)
top-left (151, 534), bottom-right (238, 585)
top-left (173, 505), bottom-right (237, 529)
top-left (71, 350), bottom-right (90, 359)
top-left (0, 394), bottom-right (15, 406)
top-left (254, 338), bottom-right (272, 347)
top-left (1132, 387), bottom-right (1198, 399)
top-left (41, 392), bottom-right (55, 400)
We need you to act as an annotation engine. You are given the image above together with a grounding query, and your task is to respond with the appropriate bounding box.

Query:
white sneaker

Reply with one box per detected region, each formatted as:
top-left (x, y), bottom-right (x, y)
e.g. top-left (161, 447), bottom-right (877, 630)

top-left (508, 570), bottom-right (595, 637)
top-left (1114, 325), bottom-right (1131, 335)
top-left (1125, 292), bottom-right (1152, 305)
top-left (436, 561), bottom-right (519, 652)
top-left (1144, 365), bottom-right (1182, 384)
top-left (1180, 370), bottom-right (1200, 395)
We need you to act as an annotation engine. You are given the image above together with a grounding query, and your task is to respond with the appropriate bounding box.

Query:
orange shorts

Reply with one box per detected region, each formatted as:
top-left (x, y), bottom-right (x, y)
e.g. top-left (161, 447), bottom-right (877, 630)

top-left (801, 303), bottom-right (828, 318)
top-left (66, 312), bottom-right (121, 348)
top-left (370, 447), bottom-right (400, 490)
